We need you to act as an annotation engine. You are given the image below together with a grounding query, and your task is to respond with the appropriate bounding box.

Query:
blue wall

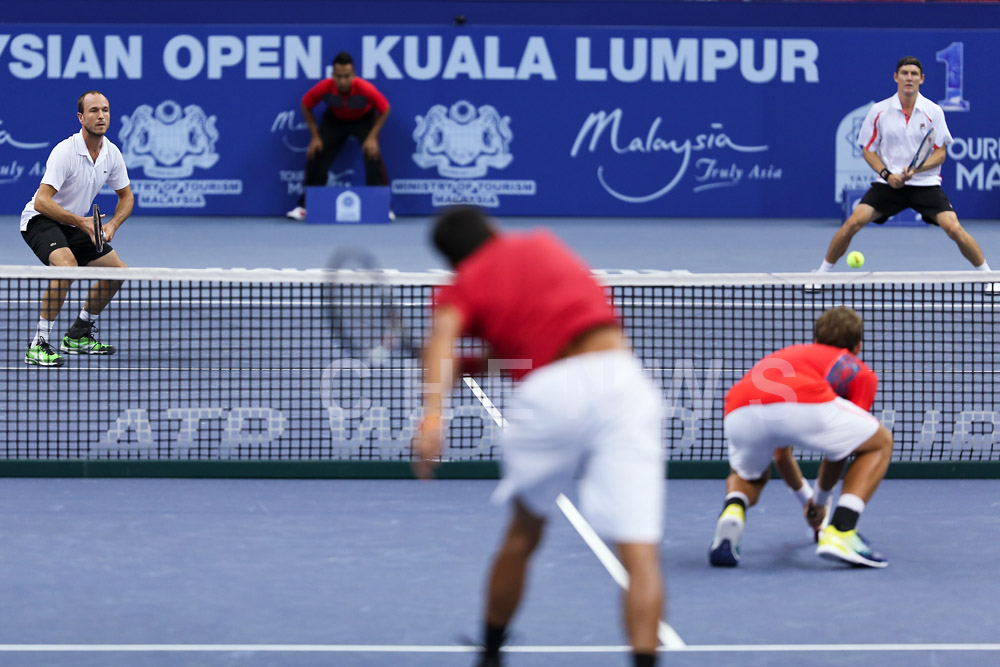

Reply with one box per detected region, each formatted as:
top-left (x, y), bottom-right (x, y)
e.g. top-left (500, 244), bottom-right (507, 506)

top-left (5, 1), bottom-right (1000, 28)
top-left (3, 3), bottom-right (998, 218)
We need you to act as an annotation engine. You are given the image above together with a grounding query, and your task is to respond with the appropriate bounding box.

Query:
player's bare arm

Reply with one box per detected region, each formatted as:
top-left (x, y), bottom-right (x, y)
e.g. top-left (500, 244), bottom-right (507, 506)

top-left (32, 184), bottom-right (95, 239)
top-left (413, 304), bottom-right (463, 479)
top-left (904, 145), bottom-right (946, 180)
top-left (863, 148), bottom-right (903, 189)
top-left (101, 185), bottom-right (135, 243)
top-left (772, 446), bottom-right (804, 490)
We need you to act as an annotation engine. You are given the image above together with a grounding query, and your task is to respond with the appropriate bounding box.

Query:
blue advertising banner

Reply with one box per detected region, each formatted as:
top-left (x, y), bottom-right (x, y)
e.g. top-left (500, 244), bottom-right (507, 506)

top-left (1, 25), bottom-right (997, 218)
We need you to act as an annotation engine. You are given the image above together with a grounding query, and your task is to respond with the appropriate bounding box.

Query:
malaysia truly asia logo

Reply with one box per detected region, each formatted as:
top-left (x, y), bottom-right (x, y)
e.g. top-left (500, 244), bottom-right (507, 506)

top-left (570, 109), bottom-right (776, 203)
top-left (392, 100), bottom-right (535, 207)
top-left (119, 100), bottom-right (241, 207)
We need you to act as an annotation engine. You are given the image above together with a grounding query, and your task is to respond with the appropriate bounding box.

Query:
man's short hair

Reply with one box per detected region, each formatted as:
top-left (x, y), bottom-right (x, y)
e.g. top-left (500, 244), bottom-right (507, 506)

top-left (813, 306), bottom-right (864, 350)
top-left (77, 90), bottom-right (105, 114)
top-left (332, 52), bottom-right (354, 68)
top-left (432, 205), bottom-right (494, 267)
top-left (896, 56), bottom-right (923, 74)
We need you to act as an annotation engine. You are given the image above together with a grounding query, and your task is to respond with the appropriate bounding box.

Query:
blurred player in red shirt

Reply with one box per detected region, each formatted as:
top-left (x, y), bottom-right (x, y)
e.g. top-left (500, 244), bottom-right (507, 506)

top-left (414, 206), bottom-right (666, 667)
top-left (709, 306), bottom-right (893, 569)
top-left (286, 51), bottom-right (390, 220)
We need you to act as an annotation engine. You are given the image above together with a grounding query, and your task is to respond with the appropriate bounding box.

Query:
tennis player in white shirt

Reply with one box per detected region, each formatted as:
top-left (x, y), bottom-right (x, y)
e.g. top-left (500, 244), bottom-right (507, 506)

top-left (19, 91), bottom-right (133, 367)
top-left (815, 56), bottom-right (991, 275)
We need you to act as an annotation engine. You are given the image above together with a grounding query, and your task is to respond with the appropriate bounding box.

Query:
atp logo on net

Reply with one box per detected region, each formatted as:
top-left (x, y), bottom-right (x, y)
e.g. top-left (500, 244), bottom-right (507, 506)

top-left (392, 100), bottom-right (535, 207)
top-left (118, 100), bottom-right (241, 207)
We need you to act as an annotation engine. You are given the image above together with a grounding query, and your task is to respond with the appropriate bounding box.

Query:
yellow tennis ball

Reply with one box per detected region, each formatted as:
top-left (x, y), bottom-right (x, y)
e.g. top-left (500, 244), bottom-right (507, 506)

top-left (847, 251), bottom-right (865, 269)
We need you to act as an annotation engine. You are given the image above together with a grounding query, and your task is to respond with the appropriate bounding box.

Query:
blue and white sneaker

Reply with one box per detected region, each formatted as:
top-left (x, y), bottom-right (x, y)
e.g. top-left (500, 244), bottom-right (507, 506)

top-left (817, 525), bottom-right (888, 568)
top-left (709, 504), bottom-right (745, 567)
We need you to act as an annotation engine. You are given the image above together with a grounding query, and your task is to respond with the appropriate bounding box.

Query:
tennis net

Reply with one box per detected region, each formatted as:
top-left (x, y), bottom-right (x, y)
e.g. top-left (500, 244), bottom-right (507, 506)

top-left (1, 266), bottom-right (997, 463)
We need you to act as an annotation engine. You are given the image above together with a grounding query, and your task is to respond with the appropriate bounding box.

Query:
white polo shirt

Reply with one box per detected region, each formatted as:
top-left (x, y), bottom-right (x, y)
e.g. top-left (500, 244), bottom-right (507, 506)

top-left (856, 92), bottom-right (952, 187)
top-left (19, 130), bottom-right (130, 232)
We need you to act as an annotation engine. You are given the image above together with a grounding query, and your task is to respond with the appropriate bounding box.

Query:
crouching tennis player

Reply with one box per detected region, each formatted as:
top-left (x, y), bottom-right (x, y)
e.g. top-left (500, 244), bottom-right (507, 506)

top-left (709, 306), bottom-right (894, 569)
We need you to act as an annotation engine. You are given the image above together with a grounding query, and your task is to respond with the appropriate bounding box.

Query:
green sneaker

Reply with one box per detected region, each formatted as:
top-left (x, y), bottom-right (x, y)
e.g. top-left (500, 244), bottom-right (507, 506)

top-left (61, 327), bottom-right (116, 355)
top-left (25, 341), bottom-right (65, 367)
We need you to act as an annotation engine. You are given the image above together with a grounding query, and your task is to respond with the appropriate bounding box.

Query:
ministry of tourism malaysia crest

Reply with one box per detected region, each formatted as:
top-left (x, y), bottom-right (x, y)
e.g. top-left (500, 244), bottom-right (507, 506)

top-left (413, 101), bottom-right (513, 178)
top-left (392, 100), bottom-right (535, 207)
top-left (119, 100), bottom-right (241, 208)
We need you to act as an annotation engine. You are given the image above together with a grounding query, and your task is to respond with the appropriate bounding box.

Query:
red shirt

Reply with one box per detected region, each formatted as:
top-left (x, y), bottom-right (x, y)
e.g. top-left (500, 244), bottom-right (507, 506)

top-left (435, 231), bottom-right (619, 380)
top-left (724, 344), bottom-right (878, 416)
top-left (301, 77), bottom-right (389, 121)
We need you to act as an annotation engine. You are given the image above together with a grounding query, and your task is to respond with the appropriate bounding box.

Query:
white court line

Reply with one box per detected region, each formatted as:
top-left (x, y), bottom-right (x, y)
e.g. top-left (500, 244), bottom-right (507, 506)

top-left (463, 376), bottom-right (507, 428)
top-left (462, 376), bottom-right (686, 650)
top-left (669, 644), bottom-right (1000, 652)
top-left (556, 493), bottom-right (686, 649)
top-left (0, 643), bottom-right (997, 653)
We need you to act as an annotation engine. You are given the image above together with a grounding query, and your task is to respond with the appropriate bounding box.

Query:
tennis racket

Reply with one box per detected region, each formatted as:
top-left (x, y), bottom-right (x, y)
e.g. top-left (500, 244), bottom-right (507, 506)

top-left (324, 246), bottom-right (420, 366)
top-left (908, 128), bottom-right (936, 172)
top-left (92, 204), bottom-right (105, 253)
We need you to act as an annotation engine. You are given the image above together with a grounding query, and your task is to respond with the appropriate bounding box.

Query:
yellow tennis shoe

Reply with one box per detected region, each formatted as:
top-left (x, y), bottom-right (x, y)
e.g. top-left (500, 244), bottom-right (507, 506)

top-left (817, 525), bottom-right (888, 568)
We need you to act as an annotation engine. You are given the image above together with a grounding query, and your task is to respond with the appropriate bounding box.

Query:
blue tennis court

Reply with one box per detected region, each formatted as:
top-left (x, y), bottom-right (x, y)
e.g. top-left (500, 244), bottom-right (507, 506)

top-left (0, 477), bottom-right (996, 666)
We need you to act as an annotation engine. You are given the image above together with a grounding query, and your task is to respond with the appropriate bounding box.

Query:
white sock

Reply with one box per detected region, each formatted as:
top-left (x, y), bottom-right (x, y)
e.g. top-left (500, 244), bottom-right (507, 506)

top-left (975, 261), bottom-right (991, 271)
top-left (791, 481), bottom-right (813, 506)
top-left (32, 317), bottom-right (55, 347)
top-left (817, 260), bottom-right (834, 273)
top-left (836, 493), bottom-right (866, 514)
top-left (78, 309), bottom-right (98, 323)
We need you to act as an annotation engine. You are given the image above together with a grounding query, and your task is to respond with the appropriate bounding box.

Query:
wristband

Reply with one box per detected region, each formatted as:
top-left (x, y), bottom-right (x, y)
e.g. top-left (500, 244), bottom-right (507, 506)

top-left (812, 485), bottom-right (832, 508)
top-left (879, 168), bottom-right (890, 180)
top-left (792, 482), bottom-right (813, 506)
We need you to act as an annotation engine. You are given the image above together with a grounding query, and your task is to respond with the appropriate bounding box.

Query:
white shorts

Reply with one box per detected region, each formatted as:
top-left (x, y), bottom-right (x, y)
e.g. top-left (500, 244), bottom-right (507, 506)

top-left (492, 350), bottom-right (665, 544)
top-left (724, 397), bottom-right (881, 481)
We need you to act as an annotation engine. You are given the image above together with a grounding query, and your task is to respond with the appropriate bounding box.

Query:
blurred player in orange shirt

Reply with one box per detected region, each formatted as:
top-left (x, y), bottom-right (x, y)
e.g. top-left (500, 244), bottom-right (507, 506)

top-left (709, 306), bottom-right (893, 569)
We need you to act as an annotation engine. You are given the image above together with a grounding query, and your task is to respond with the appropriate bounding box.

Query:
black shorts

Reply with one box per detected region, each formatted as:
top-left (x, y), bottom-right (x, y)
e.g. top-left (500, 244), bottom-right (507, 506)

top-left (22, 215), bottom-right (113, 266)
top-left (860, 183), bottom-right (954, 226)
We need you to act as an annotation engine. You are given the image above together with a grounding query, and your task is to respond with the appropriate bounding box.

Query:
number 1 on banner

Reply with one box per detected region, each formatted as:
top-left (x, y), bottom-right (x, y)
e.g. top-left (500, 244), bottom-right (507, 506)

top-left (936, 42), bottom-right (970, 111)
